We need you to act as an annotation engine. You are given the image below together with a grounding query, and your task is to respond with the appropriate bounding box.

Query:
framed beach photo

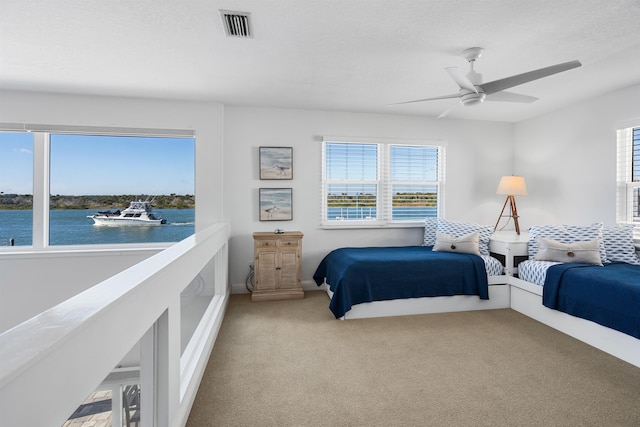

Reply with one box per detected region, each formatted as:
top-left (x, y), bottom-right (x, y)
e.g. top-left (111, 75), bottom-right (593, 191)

top-left (259, 188), bottom-right (293, 221)
top-left (259, 146), bottom-right (293, 180)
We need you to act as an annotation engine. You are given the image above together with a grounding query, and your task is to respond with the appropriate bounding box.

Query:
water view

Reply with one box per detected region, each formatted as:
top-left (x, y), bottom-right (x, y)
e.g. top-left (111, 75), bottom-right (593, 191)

top-left (0, 208), bottom-right (195, 246)
top-left (327, 206), bottom-right (437, 221)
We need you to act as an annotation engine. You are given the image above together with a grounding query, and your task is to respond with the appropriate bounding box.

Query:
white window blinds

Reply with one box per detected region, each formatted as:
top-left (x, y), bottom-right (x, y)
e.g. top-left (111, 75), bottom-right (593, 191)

top-left (616, 125), bottom-right (640, 238)
top-left (323, 142), bottom-right (380, 224)
top-left (321, 137), bottom-right (444, 227)
top-left (389, 145), bottom-right (440, 221)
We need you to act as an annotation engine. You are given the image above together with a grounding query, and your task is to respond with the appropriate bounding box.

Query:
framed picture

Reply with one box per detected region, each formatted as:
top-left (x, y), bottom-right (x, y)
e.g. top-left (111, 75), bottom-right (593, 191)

top-left (259, 146), bottom-right (293, 180)
top-left (259, 188), bottom-right (292, 221)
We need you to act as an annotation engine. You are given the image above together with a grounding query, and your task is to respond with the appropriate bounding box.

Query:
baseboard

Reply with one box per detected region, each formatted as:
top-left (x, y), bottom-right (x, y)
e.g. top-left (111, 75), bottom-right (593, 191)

top-left (231, 280), bottom-right (320, 294)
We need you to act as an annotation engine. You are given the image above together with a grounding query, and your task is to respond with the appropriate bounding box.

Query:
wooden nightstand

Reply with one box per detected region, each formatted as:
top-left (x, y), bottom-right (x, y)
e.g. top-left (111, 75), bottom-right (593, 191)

top-left (489, 231), bottom-right (530, 277)
top-left (252, 231), bottom-right (304, 302)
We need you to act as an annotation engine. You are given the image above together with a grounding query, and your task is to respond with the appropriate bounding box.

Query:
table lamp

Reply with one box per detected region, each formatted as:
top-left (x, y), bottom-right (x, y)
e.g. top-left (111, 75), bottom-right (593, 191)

top-left (494, 175), bottom-right (527, 234)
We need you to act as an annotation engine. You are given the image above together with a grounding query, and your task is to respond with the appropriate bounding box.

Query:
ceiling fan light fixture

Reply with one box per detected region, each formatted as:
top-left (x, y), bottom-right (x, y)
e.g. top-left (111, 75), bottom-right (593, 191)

top-left (461, 92), bottom-right (486, 106)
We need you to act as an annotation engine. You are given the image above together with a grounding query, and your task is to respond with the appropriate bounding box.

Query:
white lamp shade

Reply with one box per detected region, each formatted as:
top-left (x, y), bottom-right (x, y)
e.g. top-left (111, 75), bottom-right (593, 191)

top-left (496, 175), bottom-right (527, 196)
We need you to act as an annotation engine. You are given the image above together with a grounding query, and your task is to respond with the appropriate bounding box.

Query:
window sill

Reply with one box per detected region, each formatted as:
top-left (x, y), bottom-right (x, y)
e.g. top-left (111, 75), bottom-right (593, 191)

top-left (320, 221), bottom-right (424, 230)
top-left (0, 243), bottom-right (172, 258)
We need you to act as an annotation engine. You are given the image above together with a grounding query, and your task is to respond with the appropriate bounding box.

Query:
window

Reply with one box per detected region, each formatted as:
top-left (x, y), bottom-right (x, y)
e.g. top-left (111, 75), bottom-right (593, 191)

top-left (322, 138), bottom-right (444, 227)
top-left (0, 124), bottom-right (195, 248)
top-left (390, 145), bottom-right (440, 220)
top-left (0, 132), bottom-right (34, 246)
top-left (616, 125), bottom-right (640, 238)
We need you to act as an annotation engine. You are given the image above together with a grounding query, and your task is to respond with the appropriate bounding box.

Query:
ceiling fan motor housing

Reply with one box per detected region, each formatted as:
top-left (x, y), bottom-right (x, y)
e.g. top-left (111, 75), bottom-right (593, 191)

top-left (461, 90), bottom-right (486, 106)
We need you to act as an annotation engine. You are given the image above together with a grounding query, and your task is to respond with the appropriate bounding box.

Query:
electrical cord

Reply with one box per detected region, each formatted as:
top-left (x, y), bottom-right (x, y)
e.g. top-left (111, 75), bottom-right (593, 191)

top-left (497, 215), bottom-right (513, 232)
top-left (245, 264), bottom-right (254, 293)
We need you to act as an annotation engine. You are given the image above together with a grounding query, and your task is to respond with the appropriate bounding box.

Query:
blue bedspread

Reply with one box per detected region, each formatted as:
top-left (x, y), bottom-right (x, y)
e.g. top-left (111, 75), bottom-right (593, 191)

top-left (542, 262), bottom-right (640, 339)
top-left (313, 246), bottom-right (489, 318)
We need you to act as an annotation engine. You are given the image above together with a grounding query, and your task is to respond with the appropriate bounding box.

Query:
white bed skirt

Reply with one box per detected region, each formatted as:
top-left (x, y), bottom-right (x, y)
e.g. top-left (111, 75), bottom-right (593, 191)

top-left (509, 276), bottom-right (640, 368)
top-left (324, 275), bottom-right (509, 320)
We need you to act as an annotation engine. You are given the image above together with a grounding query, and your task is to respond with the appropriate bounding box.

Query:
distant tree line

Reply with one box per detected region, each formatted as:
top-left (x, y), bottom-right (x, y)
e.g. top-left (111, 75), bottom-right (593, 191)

top-left (328, 192), bottom-right (437, 207)
top-left (0, 194), bottom-right (195, 210)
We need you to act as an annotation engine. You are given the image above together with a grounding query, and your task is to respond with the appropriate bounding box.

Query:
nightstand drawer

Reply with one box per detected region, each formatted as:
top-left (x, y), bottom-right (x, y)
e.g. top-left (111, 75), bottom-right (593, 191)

top-left (256, 239), bottom-right (277, 248)
top-left (279, 239), bottom-right (299, 248)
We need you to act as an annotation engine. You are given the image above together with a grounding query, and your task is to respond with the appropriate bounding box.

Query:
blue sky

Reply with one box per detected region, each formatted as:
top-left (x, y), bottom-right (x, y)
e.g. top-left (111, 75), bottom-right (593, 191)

top-left (0, 132), bottom-right (194, 195)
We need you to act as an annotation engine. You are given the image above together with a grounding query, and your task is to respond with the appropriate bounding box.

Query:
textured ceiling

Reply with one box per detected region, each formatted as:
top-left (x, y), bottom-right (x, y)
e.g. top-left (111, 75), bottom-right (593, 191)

top-left (1, 0), bottom-right (639, 122)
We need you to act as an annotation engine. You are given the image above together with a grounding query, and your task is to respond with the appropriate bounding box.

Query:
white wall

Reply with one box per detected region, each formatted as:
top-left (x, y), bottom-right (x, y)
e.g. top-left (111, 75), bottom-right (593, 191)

top-left (9, 83), bottom-right (636, 313)
top-left (223, 106), bottom-right (515, 289)
top-left (0, 90), bottom-right (225, 331)
top-left (514, 84), bottom-right (640, 227)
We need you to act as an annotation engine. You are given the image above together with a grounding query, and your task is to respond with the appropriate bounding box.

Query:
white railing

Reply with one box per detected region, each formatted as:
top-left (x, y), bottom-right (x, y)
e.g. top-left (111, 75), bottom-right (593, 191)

top-left (0, 222), bottom-right (230, 427)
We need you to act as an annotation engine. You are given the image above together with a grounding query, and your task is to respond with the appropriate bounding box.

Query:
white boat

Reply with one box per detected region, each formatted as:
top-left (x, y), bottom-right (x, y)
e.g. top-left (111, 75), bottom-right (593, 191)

top-left (88, 200), bottom-right (167, 226)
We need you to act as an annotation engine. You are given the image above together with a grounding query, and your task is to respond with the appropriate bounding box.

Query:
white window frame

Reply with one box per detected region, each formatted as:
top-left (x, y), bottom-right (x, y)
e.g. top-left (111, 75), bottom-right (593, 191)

top-left (321, 136), bottom-right (446, 229)
top-left (616, 124), bottom-right (640, 240)
top-left (0, 123), bottom-right (195, 251)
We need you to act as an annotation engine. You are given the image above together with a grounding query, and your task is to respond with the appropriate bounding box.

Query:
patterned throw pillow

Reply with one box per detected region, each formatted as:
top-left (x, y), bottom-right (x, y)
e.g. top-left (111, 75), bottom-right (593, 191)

top-left (422, 217), bottom-right (438, 246)
top-left (603, 224), bottom-right (640, 265)
top-left (527, 223), bottom-right (606, 264)
top-left (436, 218), bottom-right (493, 256)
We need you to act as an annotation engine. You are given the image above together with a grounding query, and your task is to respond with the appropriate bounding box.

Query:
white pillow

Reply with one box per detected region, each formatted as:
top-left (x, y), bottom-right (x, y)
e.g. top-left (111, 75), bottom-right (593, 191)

top-left (534, 237), bottom-right (603, 266)
top-left (433, 231), bottom-right (481, 256)
top-left (436, 219), bottom-right (492, 256)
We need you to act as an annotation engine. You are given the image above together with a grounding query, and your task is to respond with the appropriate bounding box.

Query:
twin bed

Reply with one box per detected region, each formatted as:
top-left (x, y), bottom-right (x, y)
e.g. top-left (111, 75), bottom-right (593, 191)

top-left (313, 219), bottom-right (640, 367)
top-left (508, 223), bottom-right (640, 367)
top-left (313, 219), bottom-right (508, 319)
top-left (313, 246), bottom-right (506, 319)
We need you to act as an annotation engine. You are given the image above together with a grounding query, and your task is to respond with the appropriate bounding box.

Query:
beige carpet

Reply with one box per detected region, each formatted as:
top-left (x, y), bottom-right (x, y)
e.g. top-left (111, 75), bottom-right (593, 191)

top-left (187, 291), bottom-right (640, 427)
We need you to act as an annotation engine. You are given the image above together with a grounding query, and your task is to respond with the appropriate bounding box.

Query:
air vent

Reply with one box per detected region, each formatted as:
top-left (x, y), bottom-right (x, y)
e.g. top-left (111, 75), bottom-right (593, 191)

top-left (220, 10), bottom-right (252, 38)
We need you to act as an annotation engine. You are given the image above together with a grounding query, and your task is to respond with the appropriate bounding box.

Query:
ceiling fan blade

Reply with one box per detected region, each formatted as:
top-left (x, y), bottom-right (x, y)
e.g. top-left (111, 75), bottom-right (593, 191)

top-left (486, 91), bottom-right (538, 103)
top-left (438, 102), bottom-right (460, 119)
top-left (445, 67), bottom-right (478, 93)
top-left (388, 93), bottom-right (460, 106)
top-left (480, 60), bottom-right (581, 95)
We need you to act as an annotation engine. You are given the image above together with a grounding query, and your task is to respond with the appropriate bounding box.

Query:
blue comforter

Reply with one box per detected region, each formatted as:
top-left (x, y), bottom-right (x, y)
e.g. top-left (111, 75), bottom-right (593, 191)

top-left (542, 262), bottom-right (640, 339)
top-left (313, 246), bottom-right (489, 318)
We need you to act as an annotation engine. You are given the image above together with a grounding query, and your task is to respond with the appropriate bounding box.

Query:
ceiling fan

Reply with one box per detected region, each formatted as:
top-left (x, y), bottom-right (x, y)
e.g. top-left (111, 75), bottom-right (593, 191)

top-left (391, 47), bottom-right (582, 118)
